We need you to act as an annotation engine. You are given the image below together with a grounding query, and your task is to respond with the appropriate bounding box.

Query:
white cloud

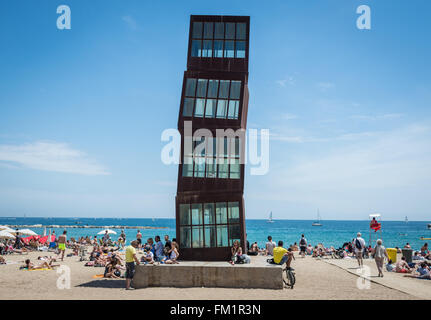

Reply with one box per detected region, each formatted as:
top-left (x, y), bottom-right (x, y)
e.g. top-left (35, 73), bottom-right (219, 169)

top-left (0, 141), bottom-right (110, 176)
top-left (282, 113), bottom-right (299, 120)
top-left (350, 113), bottom-right (404, 121)
top-left (276, 76), bottom-right (295, 87)
top-left (122, 15), bottom-right (139, 31)
top-left (316, 82), bottom-right (335, 92)
top-left (251, 124), bottom-right (431, 219)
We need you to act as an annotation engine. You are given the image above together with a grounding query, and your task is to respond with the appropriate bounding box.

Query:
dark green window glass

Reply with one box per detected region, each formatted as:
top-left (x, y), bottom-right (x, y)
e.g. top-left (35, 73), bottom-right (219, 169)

top-left (191, 40), bottom-right (201, 57)
top-left (203, 22), bottom-right (214, 39)
top-left (227, 100), bottom-right (239, 119)
top-left (229, 224), bottom-right (241, 246)
top-left (194, 99), bottom-right (205, 118)
top-left (228, 202), bottom-right (240, 223)
top-left (191, 203), bottom-right (203, 225)
top-left (216, 100), bottom-right (228, 119)
top-left (217, 225), bottom-right (228, 247)
top-left (229, 159), bottom-right (240, 179)
top-left (185, 78), bottom-right (196, 97)
top-left (216, 202), bottom-right (227, 224)
top-left (225, 23), bottom-right (235, 39)
top-left (218, 80), bottom-right (230, 98)
top-left (229, 81), bottom-right (241, 99)
top-left (236, 23), bottom-right (246, 40)
top-left (202, 40), bottom-right (212, 57)
top-left (204, 203), bottom-right (215, 224)
top-left (183, 98), bottom-right (194, 117)
top-left (207, 80), bottom-right (219, 98)
top-left (214, 22), bottom-right (224, 39)
top-left (193, 158), bottom-right (205, 178)
top-left (180, 227), bottom-right (191, 248)
top-left (224, 41), bottom-right (235, 58)
top-left (205, 158), bottom-right (216, 178)
top-left (196, 79), bottom-right (208, 98)
top-left (205, 99), bottom-right (217, 118)
top-left (214, 40), bottom-right (223, 58)
top-left (218, 162), bottom-right (229, 178)
top-left (192, 22), bottom-right (203, 39)
top-left (205, 226), bottom-right (217, 248)
top-left (182, 163), bottom-right (193, 177)
top-left (192, 226), bottom-right (204, 248)
top-left (235, 41), bottom-right (246, 58)
top-left (179, 204), bottom-right (190, 225)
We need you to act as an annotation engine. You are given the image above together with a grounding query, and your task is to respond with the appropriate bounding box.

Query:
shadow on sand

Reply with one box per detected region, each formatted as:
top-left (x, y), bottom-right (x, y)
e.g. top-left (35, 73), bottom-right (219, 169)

top-left (77, 279), bottom-right (125, 289)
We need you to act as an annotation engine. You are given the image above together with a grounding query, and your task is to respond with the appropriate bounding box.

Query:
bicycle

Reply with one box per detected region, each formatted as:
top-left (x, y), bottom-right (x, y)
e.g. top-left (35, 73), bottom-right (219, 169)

top-left (282, 267), bottom-right (296, 289)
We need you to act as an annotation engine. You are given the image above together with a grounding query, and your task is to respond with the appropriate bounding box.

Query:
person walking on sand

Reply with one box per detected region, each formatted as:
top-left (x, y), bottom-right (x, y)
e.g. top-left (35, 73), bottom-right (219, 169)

top-left (354, 232), bottom-right (366, 268)
top-left (373, 239), bottom-right (389, 277)
top-left (125, 240), bottom-right (140, 290)
top-left (58, 230), bottom-right (67, 261)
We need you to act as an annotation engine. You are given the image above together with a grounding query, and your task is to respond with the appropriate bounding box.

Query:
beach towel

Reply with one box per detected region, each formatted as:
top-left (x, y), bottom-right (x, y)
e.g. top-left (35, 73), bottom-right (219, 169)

top-left (92, 274), bottom-right (104, 279)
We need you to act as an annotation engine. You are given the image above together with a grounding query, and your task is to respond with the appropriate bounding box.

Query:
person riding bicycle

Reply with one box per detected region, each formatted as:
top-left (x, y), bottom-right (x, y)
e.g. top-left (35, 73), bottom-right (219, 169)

top-left (273, 241), bottom-right (295, 270)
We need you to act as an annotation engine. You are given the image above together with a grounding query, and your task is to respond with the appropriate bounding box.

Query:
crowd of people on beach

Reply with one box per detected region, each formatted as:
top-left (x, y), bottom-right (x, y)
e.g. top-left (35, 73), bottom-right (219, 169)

top-left (1, 226), bottom-right (430, 289)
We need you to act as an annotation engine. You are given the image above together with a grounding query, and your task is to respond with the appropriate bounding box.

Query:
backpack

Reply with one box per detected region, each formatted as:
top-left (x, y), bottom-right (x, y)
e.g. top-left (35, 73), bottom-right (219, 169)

top-left (355, 238), bottom-right (363, 250)
top-left (300, 238), bottom-right (306, 246)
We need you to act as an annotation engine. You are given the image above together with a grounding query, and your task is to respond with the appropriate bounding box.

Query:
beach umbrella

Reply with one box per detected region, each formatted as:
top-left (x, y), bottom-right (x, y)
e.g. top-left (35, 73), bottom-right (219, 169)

top-left (0, 230), bottom-right (15, 239)
top-left (39, 234), bottom-right (55, 245)
top-left (17, 228), bottom-right (38, 236)
top-left (0, 226), bottom-right (15, 233)
top-left (97, 229), bottom-right (117, 235)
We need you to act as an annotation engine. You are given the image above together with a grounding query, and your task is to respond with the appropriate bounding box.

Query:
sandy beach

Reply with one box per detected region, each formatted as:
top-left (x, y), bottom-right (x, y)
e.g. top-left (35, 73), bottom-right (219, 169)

top-left (0, 248), bottom-right (427, 300)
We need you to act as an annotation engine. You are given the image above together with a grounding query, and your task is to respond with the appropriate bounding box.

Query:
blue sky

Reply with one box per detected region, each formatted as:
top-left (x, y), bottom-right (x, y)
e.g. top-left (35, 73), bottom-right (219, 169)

top-left (0, 0), bottom-right (430, 220)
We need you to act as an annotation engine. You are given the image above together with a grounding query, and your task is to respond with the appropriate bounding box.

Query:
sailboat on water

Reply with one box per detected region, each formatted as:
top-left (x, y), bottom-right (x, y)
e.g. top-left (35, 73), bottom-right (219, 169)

top-left (312, 209), bottom-right (322, 226)
top-left (405, 216), bottom-right (408, 223)
top-left (267, 211), bottom-right (274, 223)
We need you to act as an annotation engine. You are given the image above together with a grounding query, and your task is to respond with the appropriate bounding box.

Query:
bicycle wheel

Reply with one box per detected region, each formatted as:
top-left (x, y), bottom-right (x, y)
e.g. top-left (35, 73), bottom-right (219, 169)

top-left (282, 268), bottom-right (295, 288)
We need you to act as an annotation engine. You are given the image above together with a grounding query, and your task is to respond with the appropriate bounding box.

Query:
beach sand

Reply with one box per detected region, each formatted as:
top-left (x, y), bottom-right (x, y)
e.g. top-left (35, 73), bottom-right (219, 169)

top-left (0, 249), bottom-right (423, 300)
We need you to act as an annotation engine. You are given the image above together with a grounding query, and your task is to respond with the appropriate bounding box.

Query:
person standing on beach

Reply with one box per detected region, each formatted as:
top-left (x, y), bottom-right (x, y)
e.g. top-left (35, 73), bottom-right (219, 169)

top-left (136, 230), bottom-right (142, 250)
top-left (373, 239), bottom-right (389, 277)
top-left (120, 229), bottom-right (126, 244)
top-left (299, 234), bottom-right (307, 258)
top-left (14, 231), bottom-right (23, 249)
top-left (354, 232), bottom-right (366, 268)
top-left (58, 230), bottom-right (67, 261)
top-left (125, 240), bottom-right (140, 290)
top-left (154, 235), bottom-right (164, 262)
top-left (265, 236), bottom-right (276, 256)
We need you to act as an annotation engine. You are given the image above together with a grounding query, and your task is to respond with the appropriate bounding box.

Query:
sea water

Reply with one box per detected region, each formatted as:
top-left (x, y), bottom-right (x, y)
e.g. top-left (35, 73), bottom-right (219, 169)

top-left (1, 217), bottom-right (430, 251)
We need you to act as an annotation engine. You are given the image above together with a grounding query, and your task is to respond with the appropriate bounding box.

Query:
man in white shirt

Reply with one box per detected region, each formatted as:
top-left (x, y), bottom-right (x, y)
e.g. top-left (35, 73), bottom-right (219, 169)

top-left (354, 232), bottom-right (366, 268)
top-left (265, 236), bottom-right (276, 256)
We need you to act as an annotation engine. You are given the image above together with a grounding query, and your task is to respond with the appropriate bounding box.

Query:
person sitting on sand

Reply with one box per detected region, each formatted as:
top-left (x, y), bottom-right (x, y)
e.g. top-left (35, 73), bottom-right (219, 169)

top-left (0, 255), bottom-right (5, 264)
top-left (395, 256), bottom-right (413, 273)
top-left (413, 251), bottom-right (425, 261)
top-left (403, 263), bottom-right (431, 280)
top-left (306, 244), bottom-right (313, 255)
top-left (164, 241), bottom-right (179, 264)
top-left (104, 254), bottom-right (122, 278)
top-left (421, 243), bottom-right (430, 259)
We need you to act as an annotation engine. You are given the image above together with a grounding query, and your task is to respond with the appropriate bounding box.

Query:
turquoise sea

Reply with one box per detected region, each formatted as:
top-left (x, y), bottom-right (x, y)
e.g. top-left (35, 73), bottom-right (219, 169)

top-left (1, 217), bottom-right (430, 251)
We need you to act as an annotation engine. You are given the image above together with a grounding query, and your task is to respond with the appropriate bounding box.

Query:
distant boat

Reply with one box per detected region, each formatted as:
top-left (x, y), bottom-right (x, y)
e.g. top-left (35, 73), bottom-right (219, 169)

top-left (312, 209), bottom-right (322, 226)
top-left (405, 216), bottom-right (408, 223)
top-left (428, 223), bottom-right (431, 230)
top-left (267, 211), bottom-right (274, 223)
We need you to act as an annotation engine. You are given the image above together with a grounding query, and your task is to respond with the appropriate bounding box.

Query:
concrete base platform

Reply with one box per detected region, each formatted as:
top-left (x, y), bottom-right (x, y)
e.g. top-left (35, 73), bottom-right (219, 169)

top-left (133, 256), bottom-right (283, 289)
